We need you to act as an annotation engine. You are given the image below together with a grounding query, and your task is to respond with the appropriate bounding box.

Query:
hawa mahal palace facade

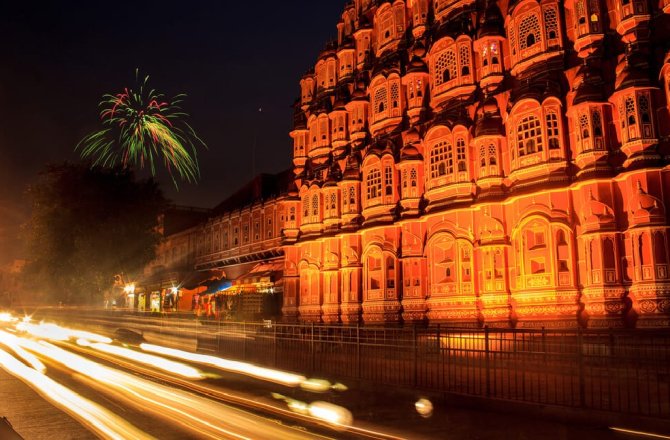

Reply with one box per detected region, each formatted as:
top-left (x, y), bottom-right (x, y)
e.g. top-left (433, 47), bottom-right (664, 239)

top-left (279, 0), bottom-right (670, 329)
top-left (184, 0), bottom-right (670, 329)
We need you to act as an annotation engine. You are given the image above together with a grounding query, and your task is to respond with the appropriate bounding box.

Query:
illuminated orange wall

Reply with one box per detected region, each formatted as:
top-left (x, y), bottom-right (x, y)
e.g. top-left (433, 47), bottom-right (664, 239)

top-left (280, 0), bottom-right (670, 328)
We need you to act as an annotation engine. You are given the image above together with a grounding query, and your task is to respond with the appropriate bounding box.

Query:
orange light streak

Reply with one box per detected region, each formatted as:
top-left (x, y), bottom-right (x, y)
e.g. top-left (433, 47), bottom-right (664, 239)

top-left (0, 347), bottom-right (154, 440)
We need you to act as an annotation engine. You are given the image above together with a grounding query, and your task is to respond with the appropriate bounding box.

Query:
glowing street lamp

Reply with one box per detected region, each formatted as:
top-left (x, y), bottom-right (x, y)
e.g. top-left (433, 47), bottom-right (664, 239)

top-left (123, 284), bottom-right (135, 294)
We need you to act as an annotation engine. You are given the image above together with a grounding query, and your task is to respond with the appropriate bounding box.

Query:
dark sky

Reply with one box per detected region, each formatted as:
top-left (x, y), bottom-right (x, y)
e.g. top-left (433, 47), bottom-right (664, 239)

top-left (0, 1), bottom-right (343, 261)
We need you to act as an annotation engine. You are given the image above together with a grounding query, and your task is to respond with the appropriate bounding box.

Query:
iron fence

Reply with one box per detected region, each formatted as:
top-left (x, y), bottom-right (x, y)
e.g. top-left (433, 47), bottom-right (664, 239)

top-left (32, 309), bottom-right (670, 419)
top-left (192, 319), bottom-right (670, 418)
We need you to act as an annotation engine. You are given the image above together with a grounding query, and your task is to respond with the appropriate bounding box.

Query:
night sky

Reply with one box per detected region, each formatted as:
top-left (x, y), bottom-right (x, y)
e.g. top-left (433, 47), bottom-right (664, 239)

top-left (0, 1), bottom-right (344, 262)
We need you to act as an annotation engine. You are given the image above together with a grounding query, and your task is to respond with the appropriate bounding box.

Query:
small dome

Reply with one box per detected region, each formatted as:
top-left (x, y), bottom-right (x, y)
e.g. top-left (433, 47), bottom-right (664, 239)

top-left (412, 41), bottom-right (427, 58)
top-left (630, 182), bottom-right (665, 225)
top-left (477, 0), bottom-right (504, 38)
top-left (333, 96), bottom-right (347, 110)
top-left (475, 115), bottom-right (503, 137)
top-left (615, 56), bottom-right (650, 91)
top-left (324, 162), bottom-right (342, 186)
top-left (407, 55), bottom-right (428, 74)
top-left (351, 79), bottom-right (368, 100)
top-left (404, 127), bottom-right (421, 145)
top-left (475, 97), bottom-right (503, 137)
top-left (482, 96), bottom-right (499, 114)
top-left (342, 155), bottom-right (361, 180)
top-left (400, 144), bottom-right (421, 161)
top-left (478, 211), bottom-right (505, 242)
top-left (573, 65), bottom-right (604, 105)
top-left (582, 193), bottom-right (615, 228)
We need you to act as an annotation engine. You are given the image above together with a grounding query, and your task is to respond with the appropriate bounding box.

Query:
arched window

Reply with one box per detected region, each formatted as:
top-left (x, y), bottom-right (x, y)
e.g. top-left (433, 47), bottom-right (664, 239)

top-left (386, 256), bottom-right (395, 288)
top-left (488, 144), bottom-right (497, 165)
top-left (592, 110), bottom-right (603, 137)
top-left (544, 6), bottom-right (559, 41)
top-left (509, 26), bottom-right (517, 56)
top-left (459, 44), bottom-right (471, 76)
top-left (374, 87), bottom-right (387, 115)
top-left (402, 169), bottom-right (408, 188)
top-left (390, 82), bottom-right (399, 109)
top-left (427, 235), bottom-right (473, 296)
top-left (366, 168), bottom-right (382, 202)
top-left (576, 0), bottom-right (586, 24)
top-left (603, 238), bottom-right (616, 270)
top-left (519, 14), bottom-right (541, 50)
top-left (625, 96), bottom-right (636, 126)
top-left (302, 196), bottom-right (309, 217)
top-left (330, 193), bottom-right (336, 210)
top-left (312, 194), bottom-right (319, 216)
top-left (366, 251), bottom-right (382, 292)
top-left (349, 187), bottom-right (356, 205)
top-left (526, 33), bottom-right (535, 47)
top-left (410, 168), bottom-right (417, 186)
top-left (319, 118), bottom-right (328, 142)
top-left (384, 165), bottom-right (393, 196)
top-left (638, 95), bottom-right (650, 124)
top-left (654, 231), bottom-right (668, 265)
top-left (480, 145), bottom-right (487, 169)
top-left (579, 113), bottom-right (590, 139)
top-left (435, 50), bottom-right (457, 86)
top-left (456, 138), bottom-right (467, 172)
top-left (639, 232), bottom-right (652, 266)
top-left (517, 115), bottom-right (543, 157)
top-left (430, 141), bottom-right (453, 178)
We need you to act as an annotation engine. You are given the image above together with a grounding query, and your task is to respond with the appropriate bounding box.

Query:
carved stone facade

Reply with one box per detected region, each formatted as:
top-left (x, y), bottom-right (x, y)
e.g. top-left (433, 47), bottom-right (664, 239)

top-left (280, 0), bottom-right (670, 327)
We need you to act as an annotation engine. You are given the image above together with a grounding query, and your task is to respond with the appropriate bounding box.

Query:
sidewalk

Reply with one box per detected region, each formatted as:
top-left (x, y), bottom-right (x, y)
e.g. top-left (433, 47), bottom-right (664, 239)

top-left (0, 368), bottom-right (93, 440)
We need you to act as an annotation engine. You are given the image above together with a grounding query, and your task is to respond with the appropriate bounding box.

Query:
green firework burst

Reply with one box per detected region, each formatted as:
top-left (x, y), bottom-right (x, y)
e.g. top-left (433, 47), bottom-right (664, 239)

top-left (77, 71), bottom-right (205, 187)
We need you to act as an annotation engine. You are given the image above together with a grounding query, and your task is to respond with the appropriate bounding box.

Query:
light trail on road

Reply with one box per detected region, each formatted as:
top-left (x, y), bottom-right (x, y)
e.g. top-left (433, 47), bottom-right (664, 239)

top-left (15, 337), bottom-right (331, 439)
top-left (84, 340), bottom-right (206, 379)
top-left (0, 329), bottom-right (46, 372)
top-left (0, 346), bottom-right (154, 440)
top-left (140, 342), bottom-right (308, 386)
top-left (0, 313), bottom-right (410, 439)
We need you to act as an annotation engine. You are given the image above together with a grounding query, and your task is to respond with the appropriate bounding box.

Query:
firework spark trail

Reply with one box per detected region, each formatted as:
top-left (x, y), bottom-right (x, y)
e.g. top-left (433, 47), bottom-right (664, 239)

top-left (77, 71), bottom-right (205, 188)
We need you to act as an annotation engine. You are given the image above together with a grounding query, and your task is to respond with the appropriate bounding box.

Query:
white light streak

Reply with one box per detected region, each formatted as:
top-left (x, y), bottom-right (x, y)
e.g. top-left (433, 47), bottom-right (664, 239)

top-left (0, 330), bottom-right (46, 372)
top-left (89, 343), bottom-right (205, 379)
top-left (140, 343), bottom-right (307, 387)
top-left (0, 347), bottom-right (154, 440)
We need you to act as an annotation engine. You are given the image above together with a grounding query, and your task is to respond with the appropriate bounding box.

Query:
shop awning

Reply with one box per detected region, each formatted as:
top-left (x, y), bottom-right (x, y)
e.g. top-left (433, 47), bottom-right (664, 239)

top-left (202, 278), bottom-right (233, 295)
top-left (181, 270), bottom-right (225, 290)
top-left (234, 261), bottom-right (284, 286)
